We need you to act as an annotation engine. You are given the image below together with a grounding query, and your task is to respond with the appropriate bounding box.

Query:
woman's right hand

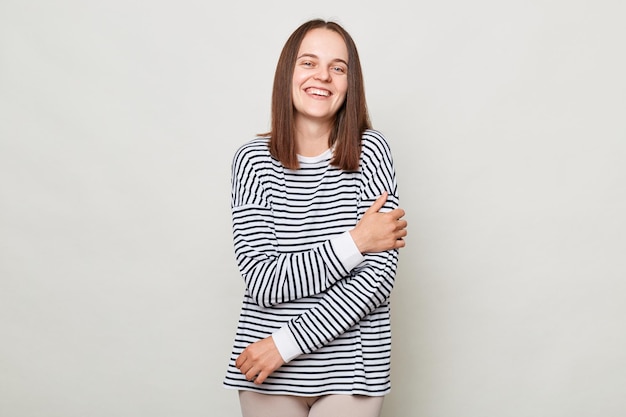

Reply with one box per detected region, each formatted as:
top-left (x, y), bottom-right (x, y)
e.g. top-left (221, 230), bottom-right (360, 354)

top-left (349, 192), bottom-right (408, 254)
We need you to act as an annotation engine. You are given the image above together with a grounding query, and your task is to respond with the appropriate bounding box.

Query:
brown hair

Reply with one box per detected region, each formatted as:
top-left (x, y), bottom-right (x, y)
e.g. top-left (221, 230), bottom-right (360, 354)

top-left (263, 19), bottom-right (371, 171)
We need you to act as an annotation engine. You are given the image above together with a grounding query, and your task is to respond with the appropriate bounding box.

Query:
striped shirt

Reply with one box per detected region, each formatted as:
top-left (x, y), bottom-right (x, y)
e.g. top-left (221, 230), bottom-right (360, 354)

top-left (223, 129), bottom-right (400, 396)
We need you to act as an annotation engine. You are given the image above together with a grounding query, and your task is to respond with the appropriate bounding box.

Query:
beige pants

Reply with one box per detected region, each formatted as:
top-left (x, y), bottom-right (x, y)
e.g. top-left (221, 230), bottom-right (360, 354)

top-left (239, 391), bottom-right (384, 417)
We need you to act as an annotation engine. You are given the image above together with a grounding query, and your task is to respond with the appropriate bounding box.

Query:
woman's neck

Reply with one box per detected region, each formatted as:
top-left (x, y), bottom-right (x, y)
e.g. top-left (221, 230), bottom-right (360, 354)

top-left (294, 120), bottom-right (333, 157)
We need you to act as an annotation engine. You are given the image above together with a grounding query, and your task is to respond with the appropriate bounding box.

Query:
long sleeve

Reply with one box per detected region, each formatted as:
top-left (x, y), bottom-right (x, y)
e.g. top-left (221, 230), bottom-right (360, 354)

top-left (231, 139), bottom-right (365, 309)
top-left (284, 131), bottom-right (400, 355)
top-left (224, 131), bottom-right (399, 395)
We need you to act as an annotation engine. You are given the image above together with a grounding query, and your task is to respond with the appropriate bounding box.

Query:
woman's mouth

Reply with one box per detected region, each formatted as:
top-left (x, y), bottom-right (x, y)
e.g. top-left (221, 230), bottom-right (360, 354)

top-left (305, 87), bottom-right (331, 97)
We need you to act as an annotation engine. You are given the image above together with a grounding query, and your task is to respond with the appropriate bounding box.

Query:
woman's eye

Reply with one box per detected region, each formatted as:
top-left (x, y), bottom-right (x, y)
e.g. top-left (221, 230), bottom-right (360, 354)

top-left (332, 66), bottom-right (346, 73)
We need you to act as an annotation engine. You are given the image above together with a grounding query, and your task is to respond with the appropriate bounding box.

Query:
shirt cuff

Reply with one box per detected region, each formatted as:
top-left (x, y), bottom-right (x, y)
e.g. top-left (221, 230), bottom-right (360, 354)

top-left (331, 231), bottom-right (365, 272)
top-left (272, 326), bottom-right (302, 363)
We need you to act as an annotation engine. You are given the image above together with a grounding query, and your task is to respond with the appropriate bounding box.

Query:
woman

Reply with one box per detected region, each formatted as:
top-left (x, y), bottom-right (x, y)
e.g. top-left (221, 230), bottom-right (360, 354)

top-left (223, 18), bottom-right (407, 417)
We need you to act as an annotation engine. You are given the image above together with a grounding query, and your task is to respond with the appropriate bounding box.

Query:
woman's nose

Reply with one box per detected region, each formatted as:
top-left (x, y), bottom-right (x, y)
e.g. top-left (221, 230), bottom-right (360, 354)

top-left (314, 67), bottom-right (331, 82)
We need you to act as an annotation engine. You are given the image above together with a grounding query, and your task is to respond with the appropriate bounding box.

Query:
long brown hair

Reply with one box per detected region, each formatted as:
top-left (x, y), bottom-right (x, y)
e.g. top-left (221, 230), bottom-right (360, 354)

top-left (264, 19), bottom-right (371, 171)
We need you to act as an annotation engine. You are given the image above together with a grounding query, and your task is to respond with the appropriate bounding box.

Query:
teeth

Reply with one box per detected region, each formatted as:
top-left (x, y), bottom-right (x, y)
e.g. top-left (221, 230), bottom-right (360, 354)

top-left (307, 88), bottom-right (330, 97)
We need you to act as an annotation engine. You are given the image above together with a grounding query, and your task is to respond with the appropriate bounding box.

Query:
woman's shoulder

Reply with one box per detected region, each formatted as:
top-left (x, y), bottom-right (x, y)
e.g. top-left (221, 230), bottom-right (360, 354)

top-left (360, 129), bottom-right (393, 159)
top-left (236, 136), bottom-right (270, 154)
top-left (232, 136), bottom-right (271, 164)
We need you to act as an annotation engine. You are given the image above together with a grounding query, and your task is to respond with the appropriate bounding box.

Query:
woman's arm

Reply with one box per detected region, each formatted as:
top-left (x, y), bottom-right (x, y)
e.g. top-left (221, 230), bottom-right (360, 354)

top-left (236, 131), bottom-right (407, 384)
top-left (231, 141), bottom-right (365, 308)
top-left (286, 161), bottom-right (401, 355)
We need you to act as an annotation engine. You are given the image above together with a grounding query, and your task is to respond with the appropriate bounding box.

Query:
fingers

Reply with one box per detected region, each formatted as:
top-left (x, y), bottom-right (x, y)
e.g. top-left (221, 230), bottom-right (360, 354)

top-left (365, 193), bottom-right (406, 221)
top-left (236, 359), bottom-right (272, 385)
top-left (396, 219), bottom-right (408, 231)
top-left (365, 191), bottom-right (388, 214)
top-left (235, 350), bottom-right (247, 369)
top-left (236, 353), bottom-right (258, 383)
top-left (235, 353), bottom-right (250, 376)
top-left (391, 214), bottom-right (408, 249)
top-left (384, 209), bottom-right (407, 231)
top-left (353, 196), bottom-right (408, 253)
top-left (235, 337), bottom-right (285, 385)
top-left (389, 207), bottom-right (406, 220)
top-left (240, 364), bottom-right (268, 385)
top-left (364, 192), bottom-right (405, 219)
top-left (254, 370), bottom-right (270, 385)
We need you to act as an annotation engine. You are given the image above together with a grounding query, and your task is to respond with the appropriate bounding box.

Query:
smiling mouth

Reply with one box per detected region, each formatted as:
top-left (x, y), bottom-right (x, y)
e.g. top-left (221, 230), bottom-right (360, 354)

top-left (306, 87), bottom-right (331, 97)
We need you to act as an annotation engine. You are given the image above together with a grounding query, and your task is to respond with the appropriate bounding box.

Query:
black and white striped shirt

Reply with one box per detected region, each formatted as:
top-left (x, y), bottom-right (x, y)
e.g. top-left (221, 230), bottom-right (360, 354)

top-left (223, 129), bottom-right (400, 396)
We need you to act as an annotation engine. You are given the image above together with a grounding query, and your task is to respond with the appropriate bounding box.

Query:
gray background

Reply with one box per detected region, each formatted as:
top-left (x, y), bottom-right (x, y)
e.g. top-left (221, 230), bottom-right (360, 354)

top-left (1, 0), bottom-right (624, 416)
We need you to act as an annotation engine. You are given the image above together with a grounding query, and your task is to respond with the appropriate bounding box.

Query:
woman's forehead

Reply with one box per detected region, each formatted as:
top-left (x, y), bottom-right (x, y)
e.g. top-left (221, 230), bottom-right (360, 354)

top-left (298, 28), bottom-right (348, 61)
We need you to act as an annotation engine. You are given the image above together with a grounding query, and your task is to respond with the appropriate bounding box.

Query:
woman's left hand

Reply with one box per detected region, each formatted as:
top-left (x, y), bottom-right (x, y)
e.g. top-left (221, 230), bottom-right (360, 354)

top-left (235, 336), bottom-right (285, 385)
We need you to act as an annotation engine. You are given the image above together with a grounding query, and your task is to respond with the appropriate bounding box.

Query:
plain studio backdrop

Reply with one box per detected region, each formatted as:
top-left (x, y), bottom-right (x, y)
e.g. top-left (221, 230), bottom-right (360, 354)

top-left (1, 0), bottom-right (624, 416)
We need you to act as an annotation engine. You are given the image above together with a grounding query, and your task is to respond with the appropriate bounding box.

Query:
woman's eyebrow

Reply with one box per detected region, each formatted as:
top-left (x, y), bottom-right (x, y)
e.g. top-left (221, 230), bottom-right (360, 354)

top-left (297, 53), bottom-right (348, 66)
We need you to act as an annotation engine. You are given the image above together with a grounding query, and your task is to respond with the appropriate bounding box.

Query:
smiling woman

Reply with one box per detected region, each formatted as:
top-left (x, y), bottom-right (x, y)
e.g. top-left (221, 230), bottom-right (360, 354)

top-left (291, 29), bottom-right (349, 141)
top-left (222, 19), bottom-right (408, 417)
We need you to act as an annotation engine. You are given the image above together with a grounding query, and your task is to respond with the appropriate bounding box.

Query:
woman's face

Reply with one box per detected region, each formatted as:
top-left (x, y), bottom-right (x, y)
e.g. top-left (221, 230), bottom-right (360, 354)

top-left (292, 28), bottom-right (349, 125)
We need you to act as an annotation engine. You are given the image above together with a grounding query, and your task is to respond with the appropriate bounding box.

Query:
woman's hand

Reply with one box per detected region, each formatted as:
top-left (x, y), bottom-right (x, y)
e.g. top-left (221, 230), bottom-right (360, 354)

top-left (349, 192), bottom-right (407, 253)
top-left (235, 336), bottom-right (285, 385)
